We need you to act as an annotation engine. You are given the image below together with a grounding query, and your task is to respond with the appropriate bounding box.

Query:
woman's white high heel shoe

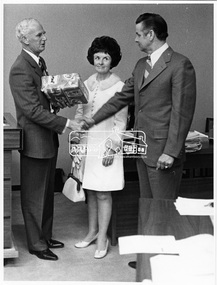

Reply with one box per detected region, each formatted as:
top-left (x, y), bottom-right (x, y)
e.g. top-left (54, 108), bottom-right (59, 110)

top-left (74, 234), bottom-right (98, 248)
top-left (94, 239), bottom-right (109, 259)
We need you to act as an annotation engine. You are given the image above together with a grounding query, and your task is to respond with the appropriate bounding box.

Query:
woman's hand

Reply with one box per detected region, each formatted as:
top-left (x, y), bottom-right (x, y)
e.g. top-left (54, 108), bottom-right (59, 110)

top-left (102, 148), bottom-right (116, 167)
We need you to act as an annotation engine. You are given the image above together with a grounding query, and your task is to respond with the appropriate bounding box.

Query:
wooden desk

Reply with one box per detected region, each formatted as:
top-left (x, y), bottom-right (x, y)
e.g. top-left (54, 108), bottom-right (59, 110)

top-left (179, 144), bottom-right (213, 198)
top-left (4, 113), bottom-right (23, 258)
top-left (108, 145), bottom-right (213, 245)
top-left (136, 198), bottom-right (214, 282)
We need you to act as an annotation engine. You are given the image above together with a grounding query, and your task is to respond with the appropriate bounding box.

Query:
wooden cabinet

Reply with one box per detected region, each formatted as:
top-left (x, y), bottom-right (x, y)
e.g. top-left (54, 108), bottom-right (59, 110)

top-left (4, 113), bottom-right (23, 258)
top-left (108, 146), bottom-right (213, 245)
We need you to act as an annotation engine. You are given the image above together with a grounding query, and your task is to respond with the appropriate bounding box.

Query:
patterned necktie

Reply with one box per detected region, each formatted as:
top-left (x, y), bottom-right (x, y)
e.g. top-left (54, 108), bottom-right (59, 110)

top-left (39, 57), bottom-right (54, 111)
top-left (39, 57), bottom-right (48, 75)
top-left (144, 55), bottom-right (152, 79)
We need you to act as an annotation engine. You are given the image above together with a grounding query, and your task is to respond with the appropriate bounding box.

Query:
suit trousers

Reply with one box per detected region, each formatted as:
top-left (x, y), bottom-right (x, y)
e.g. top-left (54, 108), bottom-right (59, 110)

top-left (20, 152), bottom-right (57, 251)
top-left (136, 157), bottom-right (183, 199)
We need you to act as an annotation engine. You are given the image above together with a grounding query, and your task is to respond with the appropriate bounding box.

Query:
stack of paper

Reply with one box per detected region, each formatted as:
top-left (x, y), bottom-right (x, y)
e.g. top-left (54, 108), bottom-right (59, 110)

top-left (118, 235), bottom-right (178, 255)
top-left (174, 197), bottom-right (214, 216)
top-left (119, 234), bottom-right (214, 284)
top-left (150, 234), bottom-right (214, 285)
top-left (185, 130), bottom-right (208, 152)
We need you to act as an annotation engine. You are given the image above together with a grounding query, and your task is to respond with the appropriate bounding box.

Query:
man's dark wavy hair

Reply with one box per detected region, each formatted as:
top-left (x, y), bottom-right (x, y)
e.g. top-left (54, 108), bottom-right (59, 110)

top-left (136, 13), bottom-right (168, 41)
top-left (87, 36), bottom-right (122, 69)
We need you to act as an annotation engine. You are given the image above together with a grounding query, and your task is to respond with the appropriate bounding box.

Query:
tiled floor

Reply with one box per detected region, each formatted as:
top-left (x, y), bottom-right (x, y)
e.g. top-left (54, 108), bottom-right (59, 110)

top-left (4, 188), bottom-right (214, 283)
top-left (4, 191), bottom-right (137, 282)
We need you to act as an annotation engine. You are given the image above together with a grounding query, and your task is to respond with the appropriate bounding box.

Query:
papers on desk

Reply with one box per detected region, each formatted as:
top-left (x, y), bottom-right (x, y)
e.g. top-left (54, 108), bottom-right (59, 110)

top-left (118, 233), bottom-right (214, 256)
top-left (120, 234), bottom-right (214, 284)
top-left (118, 235), bottom-right (178, 255)
top-left (150, 234), bottom-right (214, 285)
top-left (185, 130), bottom-right (208, 152)
top-left (174, 197), bottom-right (214, 216)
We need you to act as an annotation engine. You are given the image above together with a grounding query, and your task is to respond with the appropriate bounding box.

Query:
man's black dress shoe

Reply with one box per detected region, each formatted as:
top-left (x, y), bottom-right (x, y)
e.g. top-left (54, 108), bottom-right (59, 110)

top-left (128, 261), bottom-right (137, 269)
top-left (47, 239), bottom-right (64, 249)
top-left (29, 248), bottom-right (58, 261)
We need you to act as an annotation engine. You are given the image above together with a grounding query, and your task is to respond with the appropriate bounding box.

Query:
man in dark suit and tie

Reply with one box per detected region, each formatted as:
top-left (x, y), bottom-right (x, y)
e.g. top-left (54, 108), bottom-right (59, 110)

top-left (82, 13), bottom-right (196, 267)
top-left (9, 18), bottom-right (81, 261)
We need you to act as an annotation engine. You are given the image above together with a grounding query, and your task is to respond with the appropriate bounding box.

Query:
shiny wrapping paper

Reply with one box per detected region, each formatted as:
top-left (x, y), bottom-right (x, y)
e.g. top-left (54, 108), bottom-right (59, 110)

top-left (41, 73), bottom-right (88, 108)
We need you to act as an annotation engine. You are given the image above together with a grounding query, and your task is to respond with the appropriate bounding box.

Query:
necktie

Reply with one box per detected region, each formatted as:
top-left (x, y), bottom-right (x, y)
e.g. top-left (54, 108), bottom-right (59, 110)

top-left (39, 57), bottom-right (54, 112)
top-left (144, 55), bottom-right (152, 79)
top-left (39, 57), bottom-right (48, 75)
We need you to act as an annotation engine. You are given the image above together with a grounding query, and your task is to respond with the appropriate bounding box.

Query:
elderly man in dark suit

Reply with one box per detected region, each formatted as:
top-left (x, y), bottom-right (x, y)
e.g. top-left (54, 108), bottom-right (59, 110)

top-left (82, 13), bottom-right (196, 267)
top-left (9, 18), bottom-right (81, 261)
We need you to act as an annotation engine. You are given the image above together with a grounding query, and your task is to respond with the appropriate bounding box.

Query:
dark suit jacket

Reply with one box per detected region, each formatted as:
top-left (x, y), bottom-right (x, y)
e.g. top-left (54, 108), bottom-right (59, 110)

top-left (93, 47), bottom-right (196, 167)
top-left (9, 50), bottom-right (67, 159)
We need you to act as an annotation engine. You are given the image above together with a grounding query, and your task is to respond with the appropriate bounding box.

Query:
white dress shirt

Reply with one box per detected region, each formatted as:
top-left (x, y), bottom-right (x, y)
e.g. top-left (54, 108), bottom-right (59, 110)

top-left (149, 42), bottom-right (169, 67)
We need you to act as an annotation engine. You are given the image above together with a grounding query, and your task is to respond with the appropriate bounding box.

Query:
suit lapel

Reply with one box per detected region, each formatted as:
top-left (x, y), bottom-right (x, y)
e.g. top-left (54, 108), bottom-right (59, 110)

top-left (21, 50), bottom-right (42, 77)
top-left (139, 47), bottom-right (173, 90)
top-left (138, 63), bottom-right (147, 90)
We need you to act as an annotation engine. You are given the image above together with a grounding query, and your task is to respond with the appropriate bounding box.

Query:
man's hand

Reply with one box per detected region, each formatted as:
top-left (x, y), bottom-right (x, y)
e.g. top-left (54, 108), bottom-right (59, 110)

top-left (156, 154), bottom-right (174, 170)
top-left (67, 116), bottom-right (95, 131)
top-left (81, 117), bottom-right (95, 130)
top-left (67, 119), bottom-right (84, 131)
top-left (55, 100), bottom-right (69, 109)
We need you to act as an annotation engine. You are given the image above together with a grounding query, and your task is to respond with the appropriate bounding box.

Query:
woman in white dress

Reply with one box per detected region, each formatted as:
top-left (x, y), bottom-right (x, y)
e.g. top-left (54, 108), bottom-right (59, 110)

top-left (74, 36), bottom-right (128, 258)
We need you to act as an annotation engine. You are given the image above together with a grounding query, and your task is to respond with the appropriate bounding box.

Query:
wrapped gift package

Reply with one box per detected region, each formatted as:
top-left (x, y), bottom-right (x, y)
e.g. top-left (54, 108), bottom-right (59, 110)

top-left (41, 73), bottom-right (88, 107)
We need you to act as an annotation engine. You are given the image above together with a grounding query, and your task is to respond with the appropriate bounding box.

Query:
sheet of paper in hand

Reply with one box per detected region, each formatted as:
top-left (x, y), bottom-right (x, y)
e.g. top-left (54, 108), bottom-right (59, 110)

top-left (41, 73), bottom-right (89, 108)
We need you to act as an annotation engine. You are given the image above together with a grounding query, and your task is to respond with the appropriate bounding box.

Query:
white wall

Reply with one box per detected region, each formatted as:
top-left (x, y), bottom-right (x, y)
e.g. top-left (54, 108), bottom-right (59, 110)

top-left (3, 3), bottom-right (214, 185)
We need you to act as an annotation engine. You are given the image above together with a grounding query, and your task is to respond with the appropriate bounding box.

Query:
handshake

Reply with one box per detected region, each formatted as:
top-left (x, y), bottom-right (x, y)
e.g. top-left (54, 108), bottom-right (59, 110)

top-left (67, 116), bottom-right (95, 131)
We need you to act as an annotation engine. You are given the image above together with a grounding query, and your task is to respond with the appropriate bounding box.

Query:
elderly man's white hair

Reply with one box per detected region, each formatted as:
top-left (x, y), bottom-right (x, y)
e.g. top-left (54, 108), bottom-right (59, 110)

top-left (15, 18), bottom-right (40, 41)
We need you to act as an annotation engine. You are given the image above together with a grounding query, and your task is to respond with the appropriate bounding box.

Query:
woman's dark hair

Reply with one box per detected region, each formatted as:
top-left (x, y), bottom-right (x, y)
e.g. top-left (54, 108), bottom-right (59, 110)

top-left (136, 13), bottom-right (168, 41)
top-left (87, 36), bottom-right (122, 69)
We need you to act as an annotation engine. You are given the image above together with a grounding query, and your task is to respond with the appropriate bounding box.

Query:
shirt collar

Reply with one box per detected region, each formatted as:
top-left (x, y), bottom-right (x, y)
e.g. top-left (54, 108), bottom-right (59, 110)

top-left (150, 42), bottom-right (169, 67)
top-left (86, 73), bottom-right (121, 92)
top-left (23, 48), bottom-right (40, 65)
